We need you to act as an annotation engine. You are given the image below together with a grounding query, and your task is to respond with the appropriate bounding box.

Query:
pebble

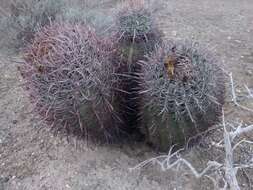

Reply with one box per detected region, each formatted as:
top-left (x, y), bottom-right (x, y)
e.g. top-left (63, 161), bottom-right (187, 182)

top-left (0, 176), bottom-right (9, 183)
top-left (66, 184), bottom-right (71, 188)
top-left (246, 70), bottom-right (253, 76)
top-left (171, 30), bottom-right (177, 36)
top-left (12, 120), bottom-right (18, 124)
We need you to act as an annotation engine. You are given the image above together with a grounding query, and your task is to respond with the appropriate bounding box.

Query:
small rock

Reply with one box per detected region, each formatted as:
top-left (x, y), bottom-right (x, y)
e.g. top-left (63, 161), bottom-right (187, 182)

top-left (66, 184), bottom-right (71, 188)
top-left (12, 120), bottom-right (18, 124)
top-left (0, 176), bottom-right (9, 183)
top-left (234, 39), bottom-right (242, 43)
top-left (246, 70), bottom-right (253, 76)
top-left (171, 30), bottom-right (177, 36)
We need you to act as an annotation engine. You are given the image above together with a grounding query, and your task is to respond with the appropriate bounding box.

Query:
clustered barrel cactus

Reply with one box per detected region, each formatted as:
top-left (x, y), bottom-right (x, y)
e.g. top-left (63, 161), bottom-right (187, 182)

top-left (19, 23), bottom-right (123, 141)
top-left (138, 41), bottom-right (225, 150)
top-left (18, 4), bottom-right (225, 149)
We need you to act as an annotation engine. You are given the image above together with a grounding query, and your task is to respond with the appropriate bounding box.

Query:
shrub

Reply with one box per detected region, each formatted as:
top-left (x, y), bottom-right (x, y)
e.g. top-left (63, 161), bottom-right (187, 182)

top-left (58, 6), bottom-right (114, 32)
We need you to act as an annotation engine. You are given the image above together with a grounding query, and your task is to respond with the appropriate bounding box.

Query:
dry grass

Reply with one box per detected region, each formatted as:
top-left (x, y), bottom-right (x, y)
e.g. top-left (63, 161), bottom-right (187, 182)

top-left (0, 0), bottom-right (119, 53)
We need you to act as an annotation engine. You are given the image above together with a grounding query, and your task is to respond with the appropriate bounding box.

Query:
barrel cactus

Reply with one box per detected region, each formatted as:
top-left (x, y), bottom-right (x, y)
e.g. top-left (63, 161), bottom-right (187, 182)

top-left (138, 41), bottom-right (225, 151)
top-left (115, 5), bottom-right (162, 65)
top-left (18, 23), bottom-right (123, 141)
top-left (113, 5), bottom-right (162, 135)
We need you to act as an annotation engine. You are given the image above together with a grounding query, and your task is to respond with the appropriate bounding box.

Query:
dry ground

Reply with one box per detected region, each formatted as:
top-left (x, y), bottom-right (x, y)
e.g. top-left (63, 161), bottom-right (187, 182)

top-left (0, 0), bottom-right (253, 189)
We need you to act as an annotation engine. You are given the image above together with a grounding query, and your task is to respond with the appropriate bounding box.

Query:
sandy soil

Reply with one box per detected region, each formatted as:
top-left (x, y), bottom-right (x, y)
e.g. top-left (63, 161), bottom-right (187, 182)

top-left (0, 0), bottom-right (253, 189)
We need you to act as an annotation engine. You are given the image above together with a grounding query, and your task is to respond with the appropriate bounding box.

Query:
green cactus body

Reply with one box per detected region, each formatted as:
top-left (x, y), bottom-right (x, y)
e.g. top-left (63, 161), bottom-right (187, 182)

top-left (139, 41), bottom-right (225, 151)
top-left (19, 23), bottom-right (123, 142)
top-left (114, 7), bottom-right (163, 135)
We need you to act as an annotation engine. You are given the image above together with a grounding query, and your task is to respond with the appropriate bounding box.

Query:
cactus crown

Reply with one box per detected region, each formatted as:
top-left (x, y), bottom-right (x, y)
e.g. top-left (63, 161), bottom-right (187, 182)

top-left (118, 9), bottom-right (152, 40)
top-left (140, 41), bottom-right (225, 123)
top-left (114, 6), bottom-right (162, 64)
top-left (116, 6), bottom-right (159, 43)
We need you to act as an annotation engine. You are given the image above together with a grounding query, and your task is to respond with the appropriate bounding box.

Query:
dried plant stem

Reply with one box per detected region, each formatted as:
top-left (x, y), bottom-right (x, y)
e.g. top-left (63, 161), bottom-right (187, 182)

top-left (0, 6), bottom-right (9, 17)
top-left (230, 72), bottom-right (253, 113)
top-left (222, 109), bottom-right (240, 190)
top-left (245, 85), bottom-right (253, 98)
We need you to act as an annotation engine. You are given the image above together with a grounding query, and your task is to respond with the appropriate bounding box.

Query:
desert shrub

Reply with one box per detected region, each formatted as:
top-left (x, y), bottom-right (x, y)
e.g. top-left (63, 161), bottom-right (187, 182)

top-left (58, 6), bottom-right (114, 32)
top-left (18, 23), bottom-right (123, 141)
top-left (0, 0), bottom-right (116, 53)
top-left (138, 41), bottom-right (225, 150)
top-left (0, 0), bottom-right (64, 52)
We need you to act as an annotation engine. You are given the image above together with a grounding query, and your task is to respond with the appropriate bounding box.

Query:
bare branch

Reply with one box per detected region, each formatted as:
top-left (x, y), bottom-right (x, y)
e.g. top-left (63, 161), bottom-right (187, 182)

top-left (230, 125), bottom-right (253, 141)
top-left (244, 85), bottom-right (253, 98)
top-left (229, 72), bottom-right (253, 113)
top-left (222, 109), bottom-right (240, 190)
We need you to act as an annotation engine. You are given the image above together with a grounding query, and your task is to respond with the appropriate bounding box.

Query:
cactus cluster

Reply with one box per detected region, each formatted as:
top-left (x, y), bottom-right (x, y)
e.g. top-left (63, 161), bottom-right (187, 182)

top-left (18, 3), bottom-right (225, 149)
top-left (19, 23), bottom-right (123, 141)
top-left (138, 41), bottom-right (225, 150)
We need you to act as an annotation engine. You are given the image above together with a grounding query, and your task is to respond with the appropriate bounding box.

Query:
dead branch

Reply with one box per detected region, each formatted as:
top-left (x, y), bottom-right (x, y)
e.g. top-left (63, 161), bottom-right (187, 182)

top-left (245, 85), bottom-right (253, 99)
top-left (222, 110), bottom-right (240, 190)
top-left (229, 72), bottom-right (253, 113)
